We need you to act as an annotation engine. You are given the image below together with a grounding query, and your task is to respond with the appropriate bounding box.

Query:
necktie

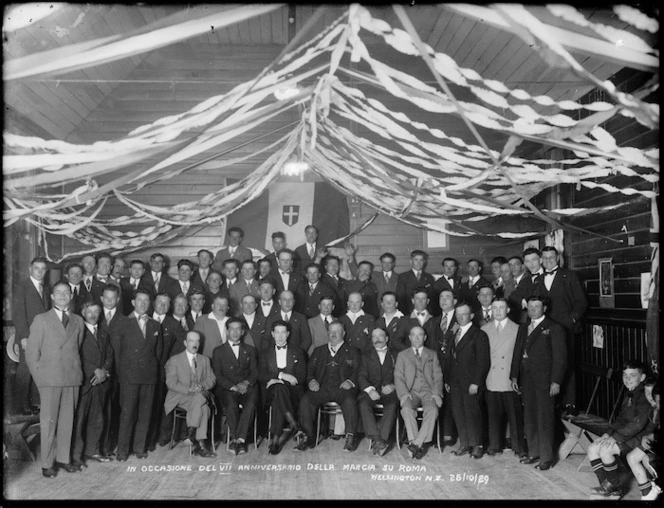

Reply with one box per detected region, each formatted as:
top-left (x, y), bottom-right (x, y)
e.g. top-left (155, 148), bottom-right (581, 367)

top-left (201, 269), bottom-right (208, 282)
top-left (384, 272), bottom-right (390, 285)
top-left (324, 317), bottom-right (330, 330)
top-left (454, 328), bottom-right (462, 345)
top-left (309, 284), bottom-right (315, 296)
top-left (92, 325), bottom-right (98, 338)
top-left (532, 273), bottom-right (540, 284)
top-left (37, 282), bottom-right (43, 298)
top-left (85, 278), bottom-right (92, 292)
top-left (132, 279), bottom-right (139, 289)
top-left (190, 356), bottom-right (198, 383)
top-left (283, 313), bottom-right (290, 323)
top-left (192, 356), bottom-right (197, 370)
top-left (497, 321), bottom-right (504, 334)
top-left (309, 245), bottom-right (314, 258)
top-left (154, 274), bottom-right (160, 291)
top-left (276, 345), bottom-right (287, 350)
top-left (440, 314), bottom-right (448, 332)
top-left (528, 322), bottom-right (535, 335)
top-left (139, 315), bottom-right (147, 337)
top-left (181, 317), bottom-right (188, 331)
top-left (247, 280), bottom-right (252, 290)
top-left (484, 309), bottom-right (490, 321)
top-left (415, 348), bottom-right (421, 363)
top-left (61, 310), bottom-right (69, 329)
top-left (106, 311), bottom-right (112, 323)
top-left (73, 286), bottom-right (79, 297)
top-left (193, 312), bottom-right (199, 321)
top-left (183, 282), bottom-right (189, 294)
top-left (415, 271), bottom-right (421, 281)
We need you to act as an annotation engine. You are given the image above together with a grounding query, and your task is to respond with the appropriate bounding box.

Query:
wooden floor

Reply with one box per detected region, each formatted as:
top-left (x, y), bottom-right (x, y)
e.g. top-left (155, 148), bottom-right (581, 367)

top-left (4, 436), bottom-right (643, 500)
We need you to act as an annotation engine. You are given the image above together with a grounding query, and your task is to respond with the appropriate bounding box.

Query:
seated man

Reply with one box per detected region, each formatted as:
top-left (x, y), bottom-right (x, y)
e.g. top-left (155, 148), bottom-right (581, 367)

top-left (394, 325), bottom-right (443, 460)
top-left (258, 320), bottom-right (307, 455)
top-left (211, 318), bottom-right (259, 455)
top-left (295, 321), bottom-right (361, 452)
top-left (164, 331), bottom-right (216, 457)
top-left (358, 328), bottom-right (398, 457)
top-left (587, 360), bottom-right (651, 499)
top-left (626, 378), bottom-right (660, 500)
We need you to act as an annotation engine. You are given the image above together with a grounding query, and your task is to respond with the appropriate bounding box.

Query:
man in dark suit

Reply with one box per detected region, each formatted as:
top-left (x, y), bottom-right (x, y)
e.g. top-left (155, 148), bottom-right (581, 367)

top-left (510, 295), bottom-right (566, 471)
top-left (298, 263), bottom-right (336, 319)
top-left (507, 255), bottom-right (528, 323)
top-left (259, 320), bottom-right (307, 455)
top-left (112, 288), bottom-right (163, 461)
top-left (396, 250), bottom-right (435, 316)
top-left (294, 225), bottom-right (324, 274)
top-left (457, 259), bottom-right (491, 312)
top-left (265, 231), bottom-right (287, 269)
top-left (202, 271), bottom-right (226, 314)
top-left (212, 226), bottom-right (254, 273)
top-left (511, 248), bottom-right (545, 323)
top-left (26, 281), bottom-right (85, 477)
top-left (294, 321), bottom-right (361, 452)
top-left (164, 330), bottom-right (217, 458)
top-left (93, 254), bottom-right (123, 310)
top-left (347, 250), bottom-right (397, 314)
top-left (320, 255), bottom-right (347, 317)
top-left (170, 259), bottom-right (205, 303)
top-left (191, 249), bottom-right (214, 289)
top-left (239, 294), bottom-right (267, 353)
top-left (186, 290), bottom-right (207, 331)
top-left (473, 286), bottom-right (496, 328)
top-left (211, 317), bottom-right (259, 455)
top-left (72, 300), bottom-right (113, 468)
top-left (375, 291), bottom-right (409, 353)
top-left (111, 257), bottom-right (126, 283)
top-left (270, 249), bottom-right (305, 311)
top-left (119, 260), bottom-right (148, 316)
top-left (12, 256), bottom-right (51, 415)
top-left (431, 257), bottom-right (462, 316)
top-left (229, 260), bottom-right (261, 315)
top-left (257, 258), bottom-right (273, 283)
top-left (65, 263), bottom-right (85, 315)
top-left (344, 261), bottom-right (380, 318)
top-left (256, 279), bottom-right (280, 320)
top-left (80, 255), bottom-right (105, 306)
top-left (358, 328), bottom-right (398, 456)
top-left (264, 290), bottom-right (312, 354)
top-left (339, 291), bottom-right (376, 354)
top-left (445, 301), bottom-right (490, 460)
top-left (540, 246), bottom-right (588, 414)
top-left (142, 253), bottom-right (178, 301)
top-left (373, 252), bottom-right (399, 304)
top-left (307, 296), bottom-right (336, 356)
top-left (407, 287), bottom-right (437, 346)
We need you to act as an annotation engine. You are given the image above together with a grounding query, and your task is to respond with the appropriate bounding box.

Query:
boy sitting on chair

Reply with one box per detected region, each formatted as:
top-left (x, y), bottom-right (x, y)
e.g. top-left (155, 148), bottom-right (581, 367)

top-left (589, 360), bottom-right (651, 499)
top-left (626, 378), bottom-right (660, 500)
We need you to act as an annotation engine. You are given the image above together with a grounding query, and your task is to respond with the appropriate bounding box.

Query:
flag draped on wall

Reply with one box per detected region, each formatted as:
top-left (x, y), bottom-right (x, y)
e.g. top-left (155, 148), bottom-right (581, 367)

top-left (226, 182), bottom-right (350, 252)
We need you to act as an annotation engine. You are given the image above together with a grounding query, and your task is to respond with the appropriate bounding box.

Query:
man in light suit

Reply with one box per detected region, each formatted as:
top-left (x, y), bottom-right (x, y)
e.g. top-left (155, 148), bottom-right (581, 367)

top-left (164, 330), bottom-right (216, 457)
top-left (511, 295), bottom-right (567, 471)
top-left (194, 294), bottom-right (230, 357)
top-left (258, 320), bottom-right (307, 455)
top-left (26, 281), bottom-right (85, 477)
top-left (211, 318), bottom-right (259, 455)
top-left (358, 328), bottom-right (398, 457)
top-left (396, 250), bottom-right (435, 316)
top-left (394, 325), bottom-right (443, 460)
top-left (212, 226), bottom-right (254, 273)
top-left (481, 298), bottom-right (526, 458)
top-left (12, 256), bottom-right (51, 415)
top-left (72, 300), bottom-right (113, 468)
top-left (445, 301), bottom-right (490, 460)
top-left (229, 260), bottom-right (261, 315)
top-left (294, 225), bottom-right (324, 274)
top-left (431, 257), bottom-right (462, 316)
top-left (264, 290), bottom-right (312, 354)
top-left (307, 296), bottom-right (336, 356)
top-left (540, 246), bottom-right (588, 415)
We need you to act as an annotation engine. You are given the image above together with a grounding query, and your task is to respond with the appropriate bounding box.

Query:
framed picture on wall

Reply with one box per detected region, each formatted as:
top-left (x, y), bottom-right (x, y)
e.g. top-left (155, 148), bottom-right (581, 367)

top-left (599, 257), bottom-right (615, 307)
top-left (424, 229), bottom-right (448, 250)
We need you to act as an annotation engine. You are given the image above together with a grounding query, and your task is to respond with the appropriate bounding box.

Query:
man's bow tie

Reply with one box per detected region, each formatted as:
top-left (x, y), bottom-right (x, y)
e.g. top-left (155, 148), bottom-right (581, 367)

top-left (230, 342), bottom-right (240, 347)
top-left (262, 302), bottom-right (271, 306)
top-left (545, 268), bottom-right (558, 276)
top-left (417, 312), bottom-right (425, 316)
top-left (276, 345), bottom-right (287, 350)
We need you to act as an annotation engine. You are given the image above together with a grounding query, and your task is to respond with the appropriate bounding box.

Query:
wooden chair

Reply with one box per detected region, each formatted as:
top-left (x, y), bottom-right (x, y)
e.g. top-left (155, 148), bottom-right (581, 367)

top-left (395, 406), bottom-right (441, 453)
top-left (366, 404), bottom-right (384, 451)
top-left (170, 398), bottom-right (217, 454)
top-left (315, 402), bottom-right (344, 446)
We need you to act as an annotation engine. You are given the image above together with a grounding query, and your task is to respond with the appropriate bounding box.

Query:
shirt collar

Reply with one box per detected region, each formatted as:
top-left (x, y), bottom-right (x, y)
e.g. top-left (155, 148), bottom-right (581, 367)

top-left (85, 322), bottom-right (97, 334)
top-left (412, 346), bottom-right (423, 355)
top-left (30, 276), bottom-right (43, 288)
top-left (531, 316), bottom-right (545, 328)
top-left (319, 313), bottom-right (331, 321)
top-left (185, 350), bottom-right (196, 362)
top-left (459, 322), bottom-right (473, 334)
top-left (153, 313), bottom-right (164, 322)
top-left (496, 318), bottom-right (508, 328)
top-left (152, 271), bottom-right (160, 278)
top-left (347, 309), bottom-right (365, 319)
top-left (134, 312), bottom-right (146, 321)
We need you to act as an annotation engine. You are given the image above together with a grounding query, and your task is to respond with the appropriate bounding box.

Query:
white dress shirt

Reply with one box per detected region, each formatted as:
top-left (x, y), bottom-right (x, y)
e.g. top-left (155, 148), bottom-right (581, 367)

top-left (346, 309), bottom-right (365, 325)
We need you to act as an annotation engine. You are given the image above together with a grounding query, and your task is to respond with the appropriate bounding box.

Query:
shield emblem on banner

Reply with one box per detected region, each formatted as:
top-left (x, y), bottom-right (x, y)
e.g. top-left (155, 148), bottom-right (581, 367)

top-left (282, 205), bottom-right (300, 226)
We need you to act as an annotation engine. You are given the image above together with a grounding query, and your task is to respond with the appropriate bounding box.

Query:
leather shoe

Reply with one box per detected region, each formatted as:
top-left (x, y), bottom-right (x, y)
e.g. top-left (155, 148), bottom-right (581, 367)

top-left (158, 439), bottom-right (170, 447)
top-left (486, 448), bottom-right (503, 456)
top-left (407, 443), bottom-right (420, 459)
top-left (236, 442), bottom-right (248, 455)
top-left (343, 434), bottom-right (357, 452)
top-left (268, 442), bottom-right (281, 455)
top-left (135, 452), bottom-right (148, 459)
top-left (85, 454), bottom-right (111, 463)
top-left (535, 461), bottom-right (555, 471)
top-left (375, 440), bottom-right (389, 457)
top-left (196, 444), bottom-right (217, 458)
top-left (453, 446), bottom-right (472, 456)
top-left (55, 461), bottom-right (81, 473)
top-left (72, 459), bottom-right (88, 469)
top-left (443, 437), bottom-right (456, 447)
top-left (471, 446), bottom-right (484, 459)
top-left (116, 455), bottom-right (128, 462)
top-left (147, 444), bottom-right (156, 452)
top-left (42, 467), bottom-right (58, 478)
top-left (520, 456), bottom-right (539, 465)
top-left (515, 451), bottom-right (528, 459)
top-left (415, 444), bottom-right (428, 460)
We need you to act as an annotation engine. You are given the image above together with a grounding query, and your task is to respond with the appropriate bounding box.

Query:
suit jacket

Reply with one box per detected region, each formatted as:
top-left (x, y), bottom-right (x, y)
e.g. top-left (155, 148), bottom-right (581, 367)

top-left (164, 351), bottom-right (216, 414)
top-left (344, 279), bottom-right (380, 318)
top-left (211, 341), bottom-right (258, 391)
top-left (428, 313), bottom-right (458, 371)
top-left (293, 243), bottom-right (318, 274)
top-left (510, 271), bottom-right (544, 321)
top-left (541, 268), bottom-right (587, 333)
top-left (481, 319), bottom-right (519, 392)
top-left (473, 306), bottom-right (494, 329)
top-left (510, 317), bottom-right (567, 389)
top-left (307, 342), bottom-right (360, 387)
top-left (371, 270), bottom-right (399, 304)
top-left (395, 270), bottom-right (436, 315)
top-left (445, 325), bottom-right (490, 389)
top-left (159, 315), bottom-right (187, 366)
top-left (431, 275), bottom-right (462, 315)
top-left (320, 273), bottom-right (347, 317)
top-left (80, 276), bottom-right (106, 307)
top-left (112, 315), bottom-right (162, 385)
top-left (297, 281), bottom-right (337, 319)
top-left (376, 314), bottom-right (411, 353)
top-left (257, 345), bottom-right (307, 396)
top-left (119, 277), bottom-right (150, 315)
top-left (212, 246), bottom-right (254, 273)
top-left (394, 346), bottom-right (443, 399)
top-left (100, 310), bottom-right (128, 372)
top-left (240, 313), bottom-right (267, 352)
top-left (79, 326), bottom-right (114, 395)
top-left (194, 313), bottom-right (228, 358)
top-left (26, 308), bottom-right (85, 387)
top-left (190, 268), bottom-right (213, 290)
top-left (457, 276), bottom-right (492, 312)
top-left (143, 270), bottom-right (179, 300)
top-left (168, 280), bottom-right (206, 303)
top-left (12, 278), bottom-right (51, 340)
top-left (339, 313), bottom-right (376, 354)
top-left (264, 311), bottom-right (312, 354)
top-left (359, 348), bottom-right (396, 392)
top-left (307, 315), bottom-right (332, 356)
top-left (270, 269), bottom-right (305, 310)
top-left (229, 279), bottom-right (261, 316)
top-left (407, 314), bottom-right (437, 351)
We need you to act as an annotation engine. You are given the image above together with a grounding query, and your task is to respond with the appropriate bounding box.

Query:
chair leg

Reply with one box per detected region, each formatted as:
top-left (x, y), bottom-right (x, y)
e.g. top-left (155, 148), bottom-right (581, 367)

top-left (368, 439), bottom-right (373, 452)
top-left (210, 410), bottom-right (216, 453)
top-left (267, 406), bottom-right (272, 445)
top-left (315, 408), bottom-right (321, 447)
top-left (170, 412), bottom-right (177, 450)
top-left (253, 413), bottom-right (258, 450)
top-left (396, 416), bottom-right (401, 450)
top-left (226, 423), bottom-right (230, 451)
top-left (436, 418), bottom-right (441, 453)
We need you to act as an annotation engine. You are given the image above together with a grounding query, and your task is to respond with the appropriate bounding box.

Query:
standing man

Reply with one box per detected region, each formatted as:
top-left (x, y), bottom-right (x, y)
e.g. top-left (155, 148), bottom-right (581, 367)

top-left (510, 295), bottom-right (566, 471)
top-left (113, 288), bottom-right (163, 461)
top-left (143, 253), bottom-right (177, 300)
top-left (339, 292), bottom-right (376, 354)
top-left (540, 246), bottom-right (588, 416)
top-left (445, 301), bottom-right (490, 460)
top-left (164, 330), bottom-right (217, 458)
top-left (431, 257), bottom-right (462, 315)
top-left (344, 261), bottom-right (380, 318)
top-left (202, 271), bottom-right (226, 314)
top-left (295, 321), bottom-right (361, 452)
top-left (358, 328), bottom-right (398, 457)
top-left (394, 325), bottom-right (444, 459)
top-left (396, 250), bottom-right (435, 316)
top-left (239, 294), bottom-right (266, 352)
top-left (229, 260), bottom-right (261, 315)
top-left (298, 263), bottom-right (336, 319)
top-left (473, 286), bottom-right (496, 328)
top-left (264, 290), bottom-right (312, 353)
top-left (265, 231), bottom-right (287, 268)
top-left (256, 279), bottom-right (279, 320)
top-left (512, 248), bottom-right (545, 322)
top-left (171, 259), bottom-right (203, 302)
top-left (308, 296), bottom-right (336, 356)
top-left (212, 226), bottom-right (254, 273)
top-left (191, 249), bottom-right (214, 289)
top-left (80, 255), bottom-right (104, 305)
top-left (259, 320), bottom-right (306, 455)
top-left (458, 259), bottom-right (491, 312)
top-left (186, 290), bottom-right (207, 331)
top-left (490, 256), bottom-right (508, 297)
top-left (65, 263), bottom-right (85, 315)
top-left (375, 291), bottom-right (409, 353)
top-left (373, 252), bottom-right (399, 304)
top-left (294, 225), bottom-right (324, 274)
top-left (211, 318), bottom-right (259, 455)
top-left (26, 281), bottom-right (85, 477)
top-left (72, 300), bottom-right (113, 468)
top-left (119, 260), bottom-right (148, 316)
top-left (320, 255), bottom-right (347, 317)
top-left (271, 249), bottom-right (304, 311)
top-left (111, 257), bottom-right (126, 283)
top-left (482, 298), bottom-right (527, 458)
top-left (12, 256), bottom-right (51, 415)
top-left (408, 287), bottom-right (435, 342)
